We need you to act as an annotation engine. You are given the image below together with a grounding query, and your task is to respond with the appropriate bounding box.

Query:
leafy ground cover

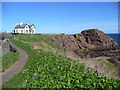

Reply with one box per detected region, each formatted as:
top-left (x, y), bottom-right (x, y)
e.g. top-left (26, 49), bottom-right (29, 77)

top-left (0, 52), bottom-right (19, 72)
top-left (3, 35), bottom-right (120, 88)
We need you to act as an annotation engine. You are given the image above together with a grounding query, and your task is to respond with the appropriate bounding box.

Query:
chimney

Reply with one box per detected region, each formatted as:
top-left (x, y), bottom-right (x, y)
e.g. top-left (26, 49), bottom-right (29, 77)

top-left (20, 22), bottom-right (23, 26)
top-left (27, 22), bottom-right (29, 25)
top-left (16, 23), bottom-right (19, 25)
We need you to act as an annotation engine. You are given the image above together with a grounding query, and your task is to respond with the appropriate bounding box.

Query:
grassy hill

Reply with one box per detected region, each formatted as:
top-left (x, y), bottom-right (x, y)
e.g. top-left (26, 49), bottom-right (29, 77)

top-left (3, 34), bottom-right (120, 88)
top-left (15, 34), bottom-right (66, 52)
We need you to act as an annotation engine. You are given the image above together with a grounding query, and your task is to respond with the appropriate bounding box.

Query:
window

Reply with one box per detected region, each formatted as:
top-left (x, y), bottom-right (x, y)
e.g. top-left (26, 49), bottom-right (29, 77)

top-left (26, 30), bottom-right (28, 33)
top-left (21, 30), bottom-right (23, 33)
top-left (16, 30), bottom-right (18, 33)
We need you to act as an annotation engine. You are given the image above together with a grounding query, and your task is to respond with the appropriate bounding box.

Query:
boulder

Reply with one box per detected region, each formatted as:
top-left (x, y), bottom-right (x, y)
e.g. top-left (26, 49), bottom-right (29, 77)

top-left (0, 39), bottom-right (11, 56)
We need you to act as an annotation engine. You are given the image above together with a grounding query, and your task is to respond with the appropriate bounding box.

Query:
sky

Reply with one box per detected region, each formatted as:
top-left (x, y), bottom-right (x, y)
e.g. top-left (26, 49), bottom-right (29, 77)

top-left (2, 2), bottom-right (118, 34)
top-left (2, 0), bottom-right (120, 2)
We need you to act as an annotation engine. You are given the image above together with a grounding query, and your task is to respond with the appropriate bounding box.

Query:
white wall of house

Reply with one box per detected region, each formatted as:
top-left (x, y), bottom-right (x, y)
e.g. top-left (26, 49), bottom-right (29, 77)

top-left (25, 25), bottom-right (30, 34)
top-left (31, 26), bottom-right (35, 33)
top-left (13, 23), bottom-right (35, 34)
top-left (15, 29), bottom-right (24, 33)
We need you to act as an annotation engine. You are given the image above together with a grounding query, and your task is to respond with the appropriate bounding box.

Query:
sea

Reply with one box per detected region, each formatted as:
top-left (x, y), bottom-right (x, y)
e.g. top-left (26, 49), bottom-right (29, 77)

top-left (107, 34), bottom-right (120, 48)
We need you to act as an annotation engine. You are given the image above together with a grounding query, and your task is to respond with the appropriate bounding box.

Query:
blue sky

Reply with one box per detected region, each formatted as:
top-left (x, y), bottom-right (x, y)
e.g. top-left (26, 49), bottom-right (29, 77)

top-left (2, 2), bottom-right (118, 34)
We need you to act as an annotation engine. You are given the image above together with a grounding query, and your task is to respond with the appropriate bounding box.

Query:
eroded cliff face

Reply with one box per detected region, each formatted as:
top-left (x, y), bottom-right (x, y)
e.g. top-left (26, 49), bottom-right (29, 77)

top-left (52, 29), bottom-right (119, 58)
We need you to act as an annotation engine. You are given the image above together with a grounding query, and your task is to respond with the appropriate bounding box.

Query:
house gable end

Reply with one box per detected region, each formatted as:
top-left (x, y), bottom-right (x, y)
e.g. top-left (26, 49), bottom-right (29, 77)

top-left (25, 24), bottom-right (29, 29)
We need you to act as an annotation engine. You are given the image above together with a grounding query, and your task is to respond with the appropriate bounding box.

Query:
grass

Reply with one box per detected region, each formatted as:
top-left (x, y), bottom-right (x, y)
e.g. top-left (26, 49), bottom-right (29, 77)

top-left (15, 34), bottom-right (66, 53)
top-left (2, 35), bottom-right (120, 88)
top-left (0, 52), bottom-right (19, 72)
top-left (38, 42), bottom-right (55, 51)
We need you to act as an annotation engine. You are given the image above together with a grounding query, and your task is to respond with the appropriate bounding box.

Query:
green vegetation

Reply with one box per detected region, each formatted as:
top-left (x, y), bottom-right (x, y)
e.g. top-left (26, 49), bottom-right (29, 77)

top-left (16, 34), bottom-right (65, 52)
top-left (2, 35), bottom-right (120, 88)
top-left (0, 52), bottom-right (19, 72)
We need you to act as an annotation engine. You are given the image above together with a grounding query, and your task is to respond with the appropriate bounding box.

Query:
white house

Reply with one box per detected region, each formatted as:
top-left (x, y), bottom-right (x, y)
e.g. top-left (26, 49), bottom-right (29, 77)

top-left (13, 22), bottom-right (35, 34)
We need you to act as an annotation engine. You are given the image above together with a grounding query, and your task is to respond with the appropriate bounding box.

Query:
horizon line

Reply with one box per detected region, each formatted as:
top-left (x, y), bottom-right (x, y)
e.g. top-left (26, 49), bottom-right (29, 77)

top-left (1, 32), bottom-right (120, 34)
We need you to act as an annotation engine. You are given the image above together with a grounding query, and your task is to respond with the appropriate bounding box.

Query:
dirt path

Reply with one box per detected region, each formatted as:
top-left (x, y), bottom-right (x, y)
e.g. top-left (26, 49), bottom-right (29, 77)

top-left (0, 43), bottom-right (28, 86)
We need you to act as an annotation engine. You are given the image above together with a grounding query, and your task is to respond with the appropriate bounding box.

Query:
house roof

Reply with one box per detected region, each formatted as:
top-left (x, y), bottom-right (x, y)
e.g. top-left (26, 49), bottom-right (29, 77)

top-left (14, 23), bottom-right (35, 29)
top-left (20, 24), bottom-right (26, 28)
top-left (15, 25), bottom-right (20, 29)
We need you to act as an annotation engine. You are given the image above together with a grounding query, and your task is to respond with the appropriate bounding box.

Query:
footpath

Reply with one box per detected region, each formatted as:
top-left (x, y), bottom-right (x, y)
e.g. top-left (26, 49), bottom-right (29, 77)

top-left (0, 42), bottom-right (28, 86)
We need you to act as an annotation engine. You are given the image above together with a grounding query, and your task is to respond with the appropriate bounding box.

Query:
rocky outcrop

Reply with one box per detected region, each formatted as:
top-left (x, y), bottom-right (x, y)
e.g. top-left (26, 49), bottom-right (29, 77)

top-left (52, 35), bottom-right (80, 52)
top-left (0, 39), bottom-right (17, 56)
top-left (52, 29), bottom-right (119, 58)
top-left (0, 39), bottom-right (11, 56)
top-left (79, 29), bottom-right (118, 50)
top-left (0, 33), bottom-right (17, 56)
